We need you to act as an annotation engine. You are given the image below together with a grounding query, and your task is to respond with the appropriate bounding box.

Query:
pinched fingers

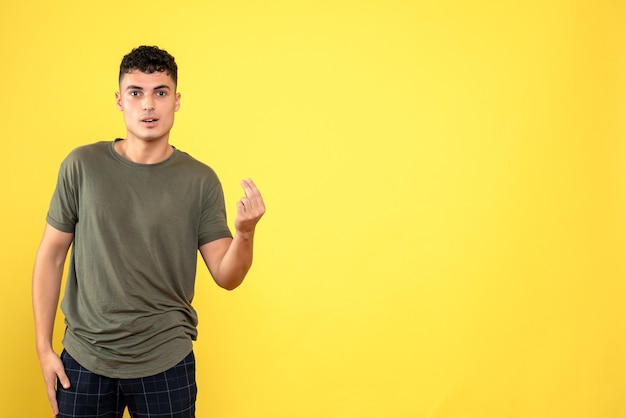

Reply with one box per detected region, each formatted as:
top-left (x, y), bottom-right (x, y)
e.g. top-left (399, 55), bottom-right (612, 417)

top-left (238, 179), bottom-right (265, 216)
top-left (235, 179), bottom-right (265, 233)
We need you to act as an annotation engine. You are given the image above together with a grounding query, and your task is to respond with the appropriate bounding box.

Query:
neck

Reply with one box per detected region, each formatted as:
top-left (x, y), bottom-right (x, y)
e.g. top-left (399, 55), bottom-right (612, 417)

top-left (115, 137), bottom-right (174, 164)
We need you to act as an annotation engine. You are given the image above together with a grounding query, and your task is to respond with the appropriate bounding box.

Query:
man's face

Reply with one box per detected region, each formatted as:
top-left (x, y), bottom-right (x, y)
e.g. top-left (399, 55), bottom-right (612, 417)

top-left (116, 70), bottom-right (181, 143)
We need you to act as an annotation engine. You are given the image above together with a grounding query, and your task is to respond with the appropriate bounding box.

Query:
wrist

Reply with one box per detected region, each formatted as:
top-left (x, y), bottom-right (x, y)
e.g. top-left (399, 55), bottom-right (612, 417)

top-left (36, 340), bottom-right (55, 357)
top-left (234, 230), bottom-right (255, 241)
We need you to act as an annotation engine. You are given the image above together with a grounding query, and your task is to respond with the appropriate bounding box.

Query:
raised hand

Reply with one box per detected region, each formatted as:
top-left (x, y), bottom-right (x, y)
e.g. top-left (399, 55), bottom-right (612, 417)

top-left (234, 178), bottom-right (265, 235)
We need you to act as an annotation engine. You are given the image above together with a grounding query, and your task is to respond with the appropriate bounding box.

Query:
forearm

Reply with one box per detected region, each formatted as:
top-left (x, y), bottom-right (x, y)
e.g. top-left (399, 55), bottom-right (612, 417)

top-left (32, 226), bottom-right (72, 355)
top-left (202, 178), bottom-right (265, 290)
top-left (32, 255), bottom-right (65, 354)
top-left (212, 232), bottom-right (255, 290)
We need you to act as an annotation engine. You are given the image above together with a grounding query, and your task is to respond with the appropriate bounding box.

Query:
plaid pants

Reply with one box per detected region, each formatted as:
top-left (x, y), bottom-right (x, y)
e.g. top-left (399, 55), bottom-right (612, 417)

top-left (57, 350), bottom-right (197, 418)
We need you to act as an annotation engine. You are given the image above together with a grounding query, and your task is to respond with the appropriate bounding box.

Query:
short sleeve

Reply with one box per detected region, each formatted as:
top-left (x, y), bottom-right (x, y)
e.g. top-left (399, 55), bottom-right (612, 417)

top-left (198, 180), bottom-right (232, 247)
top-left (46, 154), bottom-right (80, 233)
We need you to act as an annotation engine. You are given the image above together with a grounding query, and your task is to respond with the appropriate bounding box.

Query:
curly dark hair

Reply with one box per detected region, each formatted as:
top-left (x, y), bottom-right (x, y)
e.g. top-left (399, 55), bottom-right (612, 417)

top-left (119, 45), bottom-right (178, 86)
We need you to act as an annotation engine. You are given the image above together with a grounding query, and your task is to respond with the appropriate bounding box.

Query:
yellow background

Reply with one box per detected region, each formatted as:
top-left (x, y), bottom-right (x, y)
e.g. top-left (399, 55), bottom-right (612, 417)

top-left (1, 1), bottom-right (625, 417)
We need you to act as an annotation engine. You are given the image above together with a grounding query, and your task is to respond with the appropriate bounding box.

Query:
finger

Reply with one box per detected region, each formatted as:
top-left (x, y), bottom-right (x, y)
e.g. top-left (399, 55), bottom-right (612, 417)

top-left (240, 196), bottom-right (259, 214)
top-left (50, 367), bottom-right (70, 416)
top-left (47, 390), bottom-right (58, 416)
top-left (46, 379), bottom-right (59, 416)
top-left (242, 179), bottom-right (266, 213)
top-left (240, 178), bottom-right (261, 198)
top-left (236, 198), bottom-right (247, 213)
top-left (57, 369), bottom-right (71, 390)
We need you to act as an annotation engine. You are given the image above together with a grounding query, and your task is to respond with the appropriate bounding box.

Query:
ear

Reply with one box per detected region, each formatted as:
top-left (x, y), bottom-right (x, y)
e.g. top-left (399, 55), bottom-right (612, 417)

top-left (174, 92), bottom-right (181, 112)
top-left (115, 91), bottom-right (123, 111)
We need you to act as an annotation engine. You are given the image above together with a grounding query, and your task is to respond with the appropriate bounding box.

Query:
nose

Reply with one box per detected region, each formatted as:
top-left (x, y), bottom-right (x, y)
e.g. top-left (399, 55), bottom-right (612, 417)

top-left (142, 95), bottom-right (155, 111)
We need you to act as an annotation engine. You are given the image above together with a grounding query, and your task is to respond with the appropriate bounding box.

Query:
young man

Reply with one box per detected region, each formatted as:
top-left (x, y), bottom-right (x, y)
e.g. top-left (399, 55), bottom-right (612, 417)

top-left (32, 45), bottom-right (265, 417)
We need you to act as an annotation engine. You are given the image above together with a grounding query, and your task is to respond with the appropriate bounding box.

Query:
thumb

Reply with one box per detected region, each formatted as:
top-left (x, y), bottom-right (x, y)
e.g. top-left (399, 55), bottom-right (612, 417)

top-left (57, 369), bottom-right (71, 390)
top-left (236, 199), bottom-right (245, 214)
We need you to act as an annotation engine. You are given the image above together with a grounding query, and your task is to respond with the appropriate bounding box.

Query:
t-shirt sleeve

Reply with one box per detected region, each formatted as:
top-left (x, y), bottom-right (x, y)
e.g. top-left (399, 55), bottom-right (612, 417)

top-left (46, 154), bottom-right (79, 233)
top-left (198, 180), bottom-right (232, 247)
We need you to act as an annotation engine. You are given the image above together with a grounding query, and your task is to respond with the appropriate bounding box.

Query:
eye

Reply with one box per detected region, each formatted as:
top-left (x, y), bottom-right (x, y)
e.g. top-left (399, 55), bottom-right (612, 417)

top-left (156, 91), bottom-right (167, 97)
top-left (129, 91), bottom-right (141, 97)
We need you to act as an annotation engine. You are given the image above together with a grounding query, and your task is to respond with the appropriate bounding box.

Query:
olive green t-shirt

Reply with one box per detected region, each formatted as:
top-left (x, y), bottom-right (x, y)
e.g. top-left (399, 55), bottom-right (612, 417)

top-left (46, 140), bottom-right (232, 378)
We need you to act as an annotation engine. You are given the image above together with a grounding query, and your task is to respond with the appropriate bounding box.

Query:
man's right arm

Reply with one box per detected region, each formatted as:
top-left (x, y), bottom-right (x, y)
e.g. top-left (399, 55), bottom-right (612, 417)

top-left (32, 223), bottom-right (74, 416)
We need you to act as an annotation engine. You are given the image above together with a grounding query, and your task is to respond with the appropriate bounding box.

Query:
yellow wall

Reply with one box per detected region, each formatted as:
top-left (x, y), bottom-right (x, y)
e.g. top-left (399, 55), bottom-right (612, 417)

top-left (2, 1), bottom-right (625, 417)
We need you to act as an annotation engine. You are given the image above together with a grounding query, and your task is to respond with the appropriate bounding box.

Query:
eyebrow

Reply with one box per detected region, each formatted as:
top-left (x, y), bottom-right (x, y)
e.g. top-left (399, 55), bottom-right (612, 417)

top-left (126, 85), bottom-right (171, 91)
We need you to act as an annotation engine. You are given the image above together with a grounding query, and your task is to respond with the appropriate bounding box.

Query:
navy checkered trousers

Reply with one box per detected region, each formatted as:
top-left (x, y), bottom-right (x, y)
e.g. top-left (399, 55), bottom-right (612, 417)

top-left (57, 350), bottom-right (197, 418)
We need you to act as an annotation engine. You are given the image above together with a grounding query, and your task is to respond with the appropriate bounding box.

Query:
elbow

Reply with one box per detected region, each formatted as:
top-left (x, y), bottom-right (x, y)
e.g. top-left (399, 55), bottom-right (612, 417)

top-left (211, 259), bottom-right (252, 291)
top-left (218, 277), bottom-right (244, 291)
top-left (214, 272), bottom-right (245, 291)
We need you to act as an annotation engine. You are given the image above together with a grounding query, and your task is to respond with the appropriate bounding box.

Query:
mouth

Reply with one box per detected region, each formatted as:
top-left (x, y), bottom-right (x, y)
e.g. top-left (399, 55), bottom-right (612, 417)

top-left (141, 117), bottom-right (159, 127)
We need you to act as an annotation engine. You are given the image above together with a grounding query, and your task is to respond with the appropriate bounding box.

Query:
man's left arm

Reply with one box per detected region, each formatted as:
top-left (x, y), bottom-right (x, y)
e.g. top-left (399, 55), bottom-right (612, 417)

top-left (200, 179), bottom-right (265, 290)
